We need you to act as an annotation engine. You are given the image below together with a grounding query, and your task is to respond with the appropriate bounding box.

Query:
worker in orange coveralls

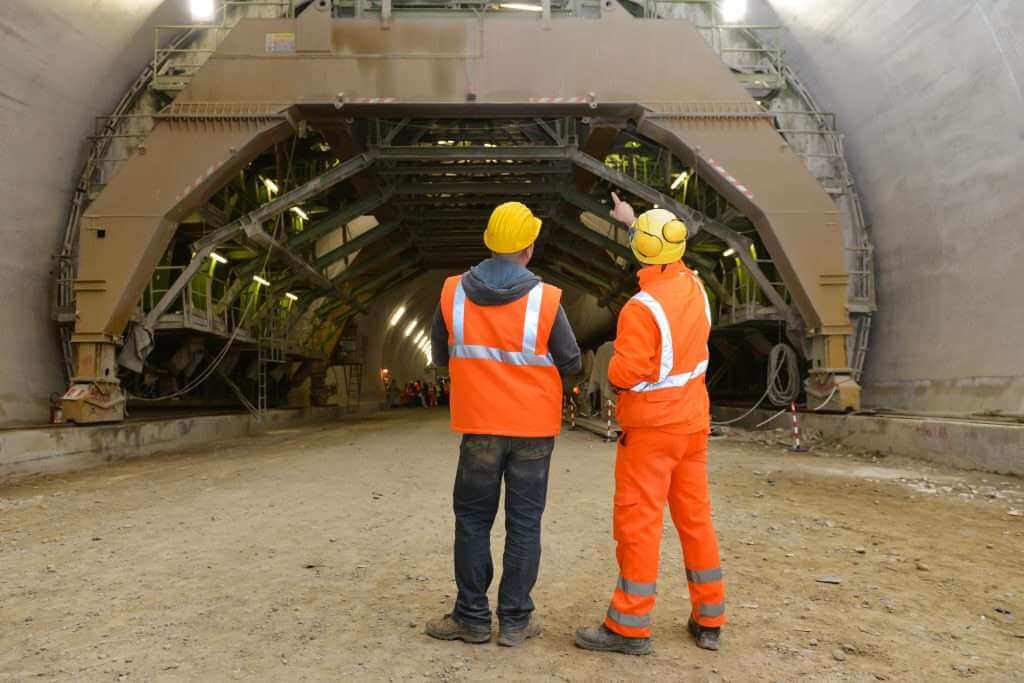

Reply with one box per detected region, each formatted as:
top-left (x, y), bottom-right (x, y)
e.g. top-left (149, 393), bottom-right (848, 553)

top-left (575, 193), bottom-right (725, 655)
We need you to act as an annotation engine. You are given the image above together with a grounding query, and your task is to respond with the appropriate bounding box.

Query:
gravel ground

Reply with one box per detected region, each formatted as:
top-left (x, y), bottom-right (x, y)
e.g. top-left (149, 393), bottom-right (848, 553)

top-left (1, 409), bottom-right (1022, 681)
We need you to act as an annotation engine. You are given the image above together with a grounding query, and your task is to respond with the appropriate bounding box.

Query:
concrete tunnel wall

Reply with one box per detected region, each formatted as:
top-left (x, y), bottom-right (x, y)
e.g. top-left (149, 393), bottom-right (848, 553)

top-left (3, 0), bottom-right (1023, 425)
top-left (754, 0), bottom-right (1024, 415)
top-left (0, 0), bottom-right (189, 426)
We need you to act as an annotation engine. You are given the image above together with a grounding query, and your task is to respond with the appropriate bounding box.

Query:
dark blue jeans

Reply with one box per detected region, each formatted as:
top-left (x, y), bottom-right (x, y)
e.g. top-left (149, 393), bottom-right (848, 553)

top-left (452, 434), bottom-right (554, 630)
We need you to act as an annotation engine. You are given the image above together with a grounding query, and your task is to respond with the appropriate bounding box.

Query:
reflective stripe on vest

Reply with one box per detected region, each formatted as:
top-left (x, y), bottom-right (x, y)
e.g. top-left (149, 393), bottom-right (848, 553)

top-left (450, 280), bottom-right (554, 366)
top-left (628, 277), bottom-right (711, 393)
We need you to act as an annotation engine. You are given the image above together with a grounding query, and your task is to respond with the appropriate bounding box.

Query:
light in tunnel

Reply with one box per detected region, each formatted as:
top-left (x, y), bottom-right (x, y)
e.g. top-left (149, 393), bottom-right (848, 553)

top-left (404, 320), bottom-right (418, 338)
top-left (389, 305), bottom-right (407, 327)
top-left (290, 206), bottom-right (309, 221)
top-left (413, 331), bottom-right (425, 345)
top-left (209, 252), bottom-right (228, 265)
top-left (719, 0), bottom-right (747, 23)
top-left (500, 3), bottom-right (544, 11)
top-left (190, 0), bottom-right (215, 22)
top-left (261, 177), bottom-right (278, 195)
top-left (670, 170), bottom-right (691, 191)
top-left (252, 275), bottom-right (270, 287)
top-left (723, 248), bottom-right (736, 258)
top-left (285, 292), bottom-right (299, 302)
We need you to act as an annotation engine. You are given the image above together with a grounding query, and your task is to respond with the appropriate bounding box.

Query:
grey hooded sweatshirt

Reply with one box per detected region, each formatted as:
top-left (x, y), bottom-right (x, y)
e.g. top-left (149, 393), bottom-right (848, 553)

top-left (431, 258), bottom-right (582, 376)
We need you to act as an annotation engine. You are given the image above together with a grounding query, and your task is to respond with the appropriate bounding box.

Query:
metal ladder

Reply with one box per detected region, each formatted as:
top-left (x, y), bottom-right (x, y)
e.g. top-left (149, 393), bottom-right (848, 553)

top-left (257, 314), bottom-right (288, 414)
top-left (335, 336), bottom-right (365, 411)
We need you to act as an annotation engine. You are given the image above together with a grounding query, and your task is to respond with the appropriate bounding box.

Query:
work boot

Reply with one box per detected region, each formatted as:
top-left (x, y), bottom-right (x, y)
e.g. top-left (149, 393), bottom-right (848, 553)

top-left (688, 616), bottom-right (721, 651)
top-left (497, 617), bottom-right (542, 647)
top-left (574, 624), bottom-right (652, 656)
top-left (424, 614), bottom-right (491, 644)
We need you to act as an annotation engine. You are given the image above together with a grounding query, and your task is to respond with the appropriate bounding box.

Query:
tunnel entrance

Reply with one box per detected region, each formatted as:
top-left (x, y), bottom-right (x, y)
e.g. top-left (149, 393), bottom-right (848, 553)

top-left (54, 7), bottom-right (870, 422)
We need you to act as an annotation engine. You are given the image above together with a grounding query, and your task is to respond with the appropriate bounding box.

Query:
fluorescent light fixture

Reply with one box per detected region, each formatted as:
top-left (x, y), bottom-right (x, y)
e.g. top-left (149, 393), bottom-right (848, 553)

top-left (262, 177), bottom-right (279, 194)
top-left (253, 275), bottom-right (270, 287)
top-left (500, 3), bottom-right (544, 11)
top-left (720, 0), bottom-right (747, 23)
top-left (483, 143), bottom-right (497, 148)
top-left (290, 206), bottom-right (309, 221)
top-left (723, 248), bottom-right (736, 258)
top-left (670, 170), bottom-right (691, 191)
top-left (285, 292), bottom-right (299, 302)
top-left (389, 305), bottom-right (406, 327)
top-left (413, 331), bottom-right (424, 345)
top-left (209, 252), bottom-right (228, 264)
top-left (404, 320), bottom-right (417, 338)
top-left (190, 0), bottom-right (215, 22)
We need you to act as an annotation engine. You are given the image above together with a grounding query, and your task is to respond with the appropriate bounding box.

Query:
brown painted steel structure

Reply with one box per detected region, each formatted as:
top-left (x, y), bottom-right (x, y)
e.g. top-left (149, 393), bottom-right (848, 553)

top-left (65, 7), bottom-right (858, 421)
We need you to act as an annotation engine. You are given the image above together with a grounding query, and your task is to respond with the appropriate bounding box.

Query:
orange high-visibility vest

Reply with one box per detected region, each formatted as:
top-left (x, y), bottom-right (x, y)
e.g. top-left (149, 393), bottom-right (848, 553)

top-left (440, 275), bottom-right (564, 437)
top-left (613, 264), bottom-right (712, 431)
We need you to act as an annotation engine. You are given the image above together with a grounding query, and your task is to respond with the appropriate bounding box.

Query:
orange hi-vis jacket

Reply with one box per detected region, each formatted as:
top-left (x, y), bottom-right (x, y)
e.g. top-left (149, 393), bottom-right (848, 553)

top-left (609, 261), bottom-right (712, 433)
top-left (440, 274), bottom-right (564, 438)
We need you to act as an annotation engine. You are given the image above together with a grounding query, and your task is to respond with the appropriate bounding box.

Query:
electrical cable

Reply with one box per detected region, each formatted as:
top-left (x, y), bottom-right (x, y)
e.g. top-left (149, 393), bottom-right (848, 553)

top-left (712, 342), bottom-right (799, 426)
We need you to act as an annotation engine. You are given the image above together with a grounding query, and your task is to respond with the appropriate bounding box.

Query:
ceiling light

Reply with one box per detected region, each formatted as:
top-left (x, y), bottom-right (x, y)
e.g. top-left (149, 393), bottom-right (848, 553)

top-left (209, 252), bottom-right (228, 264)
top-left (670, 170), bottom-right (691, 191)
top-left (500, 3), bottom-right (544, 11)
top-left (190, 0), bottom-right (215, 22)
top-left (404, 321), bottom-right (417, 338)
top-left (285, 292), bottom-right (299, 301)
top-left (253, 275), bottom-right (270, 287)
top-left (262, 177), bottom-right (279, 194)
top-left (723, 248), bottom-right (736, 258)
top-left (720, 0), bottom-right (747, 23)
top-left (290, 206), bottom-right (309, 221)
top-left (389, 306), bottom-right (407, 326)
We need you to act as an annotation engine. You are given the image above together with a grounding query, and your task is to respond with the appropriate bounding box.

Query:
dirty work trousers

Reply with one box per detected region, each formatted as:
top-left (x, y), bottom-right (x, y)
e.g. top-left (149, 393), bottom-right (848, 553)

top-left (452, 434), bottom-right (554, 630)
top-left (605, 428), bottom-right (725, 638)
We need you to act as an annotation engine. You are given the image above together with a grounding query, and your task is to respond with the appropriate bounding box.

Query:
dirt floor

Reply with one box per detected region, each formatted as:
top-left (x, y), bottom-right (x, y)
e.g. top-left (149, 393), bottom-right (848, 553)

top-left (1, 409), bottom-right (1023, 682)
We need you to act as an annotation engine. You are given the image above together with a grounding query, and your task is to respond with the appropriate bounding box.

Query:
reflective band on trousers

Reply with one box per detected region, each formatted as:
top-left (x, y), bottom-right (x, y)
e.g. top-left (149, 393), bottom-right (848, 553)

top-left (699, 602), bottom-right (726, 618)
top-left (629, 286), bottom-right (710, 393)
top-left (607, 606), bottom-right (651, 628)
top-left (449, 280), bottom-right (553, 366)
top-left (616, 576), bottom-right (657, 597)
top-left (686, 567), bottom-right (723, 584)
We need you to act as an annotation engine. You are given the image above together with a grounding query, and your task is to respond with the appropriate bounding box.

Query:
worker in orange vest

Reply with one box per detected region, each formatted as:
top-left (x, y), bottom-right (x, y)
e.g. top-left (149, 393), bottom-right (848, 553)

top-left (425, 202), bottom-right (581, 648)
top-left (575, 193), bottom-right (725, 655)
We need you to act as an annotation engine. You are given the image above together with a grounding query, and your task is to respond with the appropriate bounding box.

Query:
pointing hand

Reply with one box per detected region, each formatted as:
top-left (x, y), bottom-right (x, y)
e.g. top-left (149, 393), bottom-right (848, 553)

top-left (610, 192), bottom-right (636, 226)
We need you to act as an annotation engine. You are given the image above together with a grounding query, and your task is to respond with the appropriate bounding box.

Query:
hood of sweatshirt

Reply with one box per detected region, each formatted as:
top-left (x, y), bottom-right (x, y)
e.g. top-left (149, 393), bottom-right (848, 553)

top-left (460, 257), bottom-right (541, 306)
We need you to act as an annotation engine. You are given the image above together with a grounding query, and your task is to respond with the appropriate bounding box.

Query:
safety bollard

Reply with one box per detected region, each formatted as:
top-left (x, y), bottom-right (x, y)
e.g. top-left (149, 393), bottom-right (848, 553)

top-left (789, 401), bottom-right (809, 452)
top-left (569, 396), bottom-right (577, 431)
top-left (604, 398), bottom-right (615, 442)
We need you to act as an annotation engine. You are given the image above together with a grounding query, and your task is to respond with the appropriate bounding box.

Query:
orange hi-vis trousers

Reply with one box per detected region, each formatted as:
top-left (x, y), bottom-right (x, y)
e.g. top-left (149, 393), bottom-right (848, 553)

top-left (604, 427), bottom-right (725, 638)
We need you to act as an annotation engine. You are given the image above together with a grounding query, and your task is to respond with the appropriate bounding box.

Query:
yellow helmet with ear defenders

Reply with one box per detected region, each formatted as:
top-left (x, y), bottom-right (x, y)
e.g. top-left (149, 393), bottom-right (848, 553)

top-left (629, 208), bottom-right (688, 265)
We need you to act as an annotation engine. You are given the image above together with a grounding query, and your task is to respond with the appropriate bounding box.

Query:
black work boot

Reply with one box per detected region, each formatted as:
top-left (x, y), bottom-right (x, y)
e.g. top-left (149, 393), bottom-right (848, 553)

top-left (574, 624), bottom-right (652, 656)
top-left (497, 617), bottom-right (543, 647)
top-left (425, 614), bottom-right (491, 644)
top-left (688, 616), bottom-right (721, 651)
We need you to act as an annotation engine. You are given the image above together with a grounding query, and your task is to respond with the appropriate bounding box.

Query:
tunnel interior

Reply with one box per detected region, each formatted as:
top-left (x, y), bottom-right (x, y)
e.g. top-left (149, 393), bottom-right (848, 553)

top-left (116, 114), bottom-right (803, 413)
top-left (53, 3), bottom-right (873, 421)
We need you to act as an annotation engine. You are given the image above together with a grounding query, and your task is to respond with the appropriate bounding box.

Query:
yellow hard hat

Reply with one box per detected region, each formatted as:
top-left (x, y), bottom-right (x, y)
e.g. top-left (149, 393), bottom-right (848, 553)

top-left (483, 202), bottom-right (542, 254)
top-left (629, 208), bottom-right (688, 265)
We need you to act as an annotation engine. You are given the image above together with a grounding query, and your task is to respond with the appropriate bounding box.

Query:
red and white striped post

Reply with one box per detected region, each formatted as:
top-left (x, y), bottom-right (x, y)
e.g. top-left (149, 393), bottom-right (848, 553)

top-left (604, 398), bottom-right (615, 442)
top-left (789, 401), bottom-right (809, 452)
top-left (569, 395), bottom-right (577, 431)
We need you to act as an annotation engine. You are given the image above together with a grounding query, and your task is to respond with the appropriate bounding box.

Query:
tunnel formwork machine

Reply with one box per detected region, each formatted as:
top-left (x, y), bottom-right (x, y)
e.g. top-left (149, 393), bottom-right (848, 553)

top-left (56, 0), bottom-right (871, 422)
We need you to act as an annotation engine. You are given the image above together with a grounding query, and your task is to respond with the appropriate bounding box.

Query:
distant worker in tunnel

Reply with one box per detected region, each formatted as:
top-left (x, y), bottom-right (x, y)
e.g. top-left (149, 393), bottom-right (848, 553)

top-left (425, 201), bottom-right (582, 648)
top-left (575, 193), bottom-right (725, 655)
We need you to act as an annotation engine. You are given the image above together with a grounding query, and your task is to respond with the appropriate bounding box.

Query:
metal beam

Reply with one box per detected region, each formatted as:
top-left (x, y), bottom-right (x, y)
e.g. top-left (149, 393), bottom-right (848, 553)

top-left (373, 146), bottom-right (574, 162)
top-left (549, 214), bottom-right (633, 261)
top-left (314, 219), bottom-right (404, 269)
top-left (378, 163), bottom-right (569, 176)
top-left (394, 182), bottom-right (559, 196)
top-left (242, 224), bottom-right (367, 313)
top-left (287, 188), bottom-right (393, 249)
top-left (192, 152), bottom-right (376, 252)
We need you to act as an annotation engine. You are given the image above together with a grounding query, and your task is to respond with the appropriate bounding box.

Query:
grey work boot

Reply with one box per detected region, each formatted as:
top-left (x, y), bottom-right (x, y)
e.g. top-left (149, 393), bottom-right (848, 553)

top-left (497, 617), bottom-right (542, 647)
top-left (574, 624), bottom-right (652, 656)
top-left (425, 614), bottom-right (491, 644)
top-left (688, 616), bottom-right (721, 651)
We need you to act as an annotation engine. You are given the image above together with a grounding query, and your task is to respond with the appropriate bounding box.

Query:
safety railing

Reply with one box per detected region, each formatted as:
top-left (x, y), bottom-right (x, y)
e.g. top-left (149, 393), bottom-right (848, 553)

top-left (152, 1), bottom-right (295, 91)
